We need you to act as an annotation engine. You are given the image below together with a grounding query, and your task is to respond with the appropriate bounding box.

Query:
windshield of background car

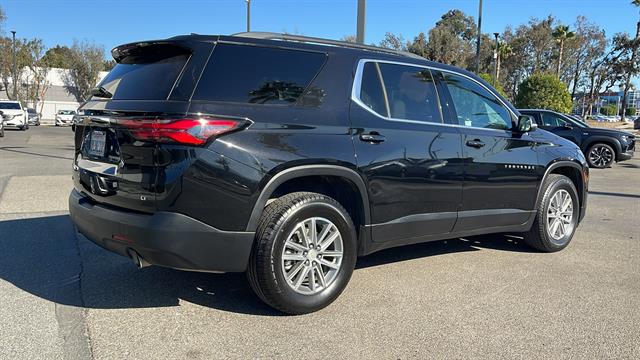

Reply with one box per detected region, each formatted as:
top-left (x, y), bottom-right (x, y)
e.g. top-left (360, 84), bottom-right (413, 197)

top-left (0, 103), bottom-right (21, 110)
top-left (58, 110), bottom-right (76, 115)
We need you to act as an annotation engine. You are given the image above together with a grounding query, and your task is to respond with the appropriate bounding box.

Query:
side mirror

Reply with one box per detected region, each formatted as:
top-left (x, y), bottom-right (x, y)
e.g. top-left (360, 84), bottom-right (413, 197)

top-left (563, 123), bottom-right (573, 129)
top-left (517, 115), bottom-right (537, 133)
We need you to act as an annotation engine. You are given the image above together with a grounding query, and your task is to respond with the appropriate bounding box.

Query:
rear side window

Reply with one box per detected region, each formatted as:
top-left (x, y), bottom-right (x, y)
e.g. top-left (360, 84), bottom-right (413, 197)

top-left (98, 45), bottom-right (189, 100)
top-left (379, 63), bottom-right (441, 123)
top-left (359, 62), bottom-right (388, 116)
top-left (193, 44), bottom-right (326, 105)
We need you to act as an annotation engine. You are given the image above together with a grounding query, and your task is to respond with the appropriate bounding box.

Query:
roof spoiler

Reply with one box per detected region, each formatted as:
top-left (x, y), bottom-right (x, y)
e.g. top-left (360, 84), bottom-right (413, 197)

top-left (111, 40), bottom-right (191, 63)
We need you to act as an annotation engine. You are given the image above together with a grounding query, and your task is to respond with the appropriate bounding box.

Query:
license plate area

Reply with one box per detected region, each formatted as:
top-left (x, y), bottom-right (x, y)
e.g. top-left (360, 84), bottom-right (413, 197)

top-left (89, 130), bottom-right (106, 157)
top-left (81, 127), bottom-right (121, 163)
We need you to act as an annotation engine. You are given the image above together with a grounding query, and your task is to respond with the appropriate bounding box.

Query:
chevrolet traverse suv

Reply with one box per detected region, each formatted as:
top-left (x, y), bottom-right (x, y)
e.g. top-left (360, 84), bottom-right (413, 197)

top-left (69, 33), bottom-right (589, 314)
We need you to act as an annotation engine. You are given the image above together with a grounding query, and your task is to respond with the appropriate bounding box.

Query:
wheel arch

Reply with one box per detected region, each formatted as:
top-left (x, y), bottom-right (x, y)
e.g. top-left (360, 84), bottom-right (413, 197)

top-left (245, 165), bottom-right (371, 233)
top-left (538, 161), bottom-right (586, 211)
top-left (581, 136), bottom-right (622, 158)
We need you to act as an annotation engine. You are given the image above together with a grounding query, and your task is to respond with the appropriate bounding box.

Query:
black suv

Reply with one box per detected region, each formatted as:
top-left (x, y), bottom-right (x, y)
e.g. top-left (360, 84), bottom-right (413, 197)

top-left (519, 109), bottom-right (635, 168)
top-left (69, 33), bottom-right (588, 314)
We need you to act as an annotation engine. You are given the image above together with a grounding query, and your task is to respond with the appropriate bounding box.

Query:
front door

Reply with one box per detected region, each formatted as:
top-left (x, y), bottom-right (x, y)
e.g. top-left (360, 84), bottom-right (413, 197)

top-left (436, 71), bottom-right (540, 232)
top-left (350, 60), bottom-right (464, 243)
top-left (538, 111), bottom-right (582, 145)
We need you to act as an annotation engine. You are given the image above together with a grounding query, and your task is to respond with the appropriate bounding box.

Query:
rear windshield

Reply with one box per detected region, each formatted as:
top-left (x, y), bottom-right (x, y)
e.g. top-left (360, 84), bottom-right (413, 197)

top-left (97, 45), bottom-right (189, 100)
top-left (192, 44), bottom-right (326, 105)
top-left (0, 103), bottom-right (21, 109)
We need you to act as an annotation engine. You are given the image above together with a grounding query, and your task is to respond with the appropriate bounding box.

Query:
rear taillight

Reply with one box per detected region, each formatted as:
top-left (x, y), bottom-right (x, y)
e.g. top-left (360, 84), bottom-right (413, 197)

top-left (119, 117), bottom-right (246, 145)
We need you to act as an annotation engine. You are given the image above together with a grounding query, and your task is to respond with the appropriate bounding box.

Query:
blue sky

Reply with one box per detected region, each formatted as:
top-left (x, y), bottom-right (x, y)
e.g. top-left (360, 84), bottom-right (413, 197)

top-left (2, 0), bottom-right (640, 54)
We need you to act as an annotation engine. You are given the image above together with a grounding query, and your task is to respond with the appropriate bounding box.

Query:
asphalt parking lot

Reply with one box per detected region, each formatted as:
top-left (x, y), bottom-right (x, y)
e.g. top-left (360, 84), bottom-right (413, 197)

top-left (0, 126), bottom-right (638, 359)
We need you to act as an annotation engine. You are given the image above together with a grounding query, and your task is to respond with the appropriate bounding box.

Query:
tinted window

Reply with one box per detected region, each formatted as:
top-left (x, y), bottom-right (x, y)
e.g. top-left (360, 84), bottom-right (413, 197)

top-left (379, 63), bottom-right (441, 123)
top-left (97, 47), bottom-right (189, 100)
top-left (359, 62), bottom-right (388, 116)
top-left (541, 112), bottom-right (568, 127)
top-left (193, 44), bottom-right (326, 105)
top-left (442, 73), bottom-right (512, 130)
top-left (0, 102), bottom-right (21, 110)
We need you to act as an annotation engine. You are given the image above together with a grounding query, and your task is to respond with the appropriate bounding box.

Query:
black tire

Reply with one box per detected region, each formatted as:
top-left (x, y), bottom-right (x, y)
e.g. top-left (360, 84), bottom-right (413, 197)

top-left (586, 143), bottom-right (615, 168)
top-left (522, 174), bottom-right (579, 252)
top-left (247, 192), bottom-right (357, 315)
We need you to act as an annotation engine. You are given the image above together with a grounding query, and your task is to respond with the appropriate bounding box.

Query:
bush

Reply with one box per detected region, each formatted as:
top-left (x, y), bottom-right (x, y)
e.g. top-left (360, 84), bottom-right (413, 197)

top-left (478, 73), bottom-right (507, 97)
top-left (514, 73), bottom-right (572, 113)
top-left (626, 107), bottom-right (636, 116)
top-left (600, 104), bottom-right (617, 116)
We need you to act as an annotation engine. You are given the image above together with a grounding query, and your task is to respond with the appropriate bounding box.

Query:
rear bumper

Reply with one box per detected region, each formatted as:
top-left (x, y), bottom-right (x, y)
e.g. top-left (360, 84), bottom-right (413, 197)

top-left (69, 189), bottom-right (255, 272)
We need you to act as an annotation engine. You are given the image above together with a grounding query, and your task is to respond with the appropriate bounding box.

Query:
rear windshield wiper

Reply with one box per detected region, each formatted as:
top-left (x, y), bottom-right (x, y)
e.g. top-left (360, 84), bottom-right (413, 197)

top-left (90, 86), bottom-right (113, 99)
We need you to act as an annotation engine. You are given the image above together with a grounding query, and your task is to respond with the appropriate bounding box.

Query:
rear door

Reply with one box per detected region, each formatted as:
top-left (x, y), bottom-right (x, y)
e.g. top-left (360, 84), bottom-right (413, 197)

top-left (350, 60), bottom-right (464, 243)
top-left (436, 71), bottom-right (540, 231)
top-left (73, 41), bottom-right (207, 213)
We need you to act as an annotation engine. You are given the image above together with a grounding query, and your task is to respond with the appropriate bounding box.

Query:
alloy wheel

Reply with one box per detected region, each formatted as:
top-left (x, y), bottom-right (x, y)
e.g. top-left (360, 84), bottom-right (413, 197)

top-left (546, 189), bottom-right (574, 243)
top-left (281, 217), bottom-right (343, 295)
top-left (588, 145), bottom-right (613, 167)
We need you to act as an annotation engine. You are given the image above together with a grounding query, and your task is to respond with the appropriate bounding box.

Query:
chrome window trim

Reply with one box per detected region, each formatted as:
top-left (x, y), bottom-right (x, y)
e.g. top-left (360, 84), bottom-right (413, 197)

top-left (350, 58), bottom-right (517, 132)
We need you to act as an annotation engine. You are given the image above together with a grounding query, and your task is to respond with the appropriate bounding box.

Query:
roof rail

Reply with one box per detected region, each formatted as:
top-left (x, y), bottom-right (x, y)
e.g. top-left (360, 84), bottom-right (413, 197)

top-left (232, 32), bottom-right (425, 61)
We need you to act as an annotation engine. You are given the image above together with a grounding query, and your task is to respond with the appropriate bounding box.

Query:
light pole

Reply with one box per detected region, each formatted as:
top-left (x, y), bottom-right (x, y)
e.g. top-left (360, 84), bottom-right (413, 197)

top-left (356, 0), bottom-right (366, 44)
top-left (493, 32), bottom-right (499, 86)
top-left (11, 30), bottom-right (17, 100)
top-left (246, 0), bottom-right (251, 32)
top-left (475, 0), bottom-right (483, 72)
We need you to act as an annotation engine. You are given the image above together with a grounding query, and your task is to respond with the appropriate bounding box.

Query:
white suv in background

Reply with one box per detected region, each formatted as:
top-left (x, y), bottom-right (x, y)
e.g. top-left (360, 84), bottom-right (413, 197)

top-left (0, 100), bottom-right (28, 131)
top-left (55, 110), bottom-right (76, 126)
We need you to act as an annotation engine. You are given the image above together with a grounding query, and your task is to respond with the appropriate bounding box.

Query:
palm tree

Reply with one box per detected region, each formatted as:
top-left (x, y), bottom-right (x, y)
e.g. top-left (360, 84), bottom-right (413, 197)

top-left (553, 25), bottom-right (576, 76)
top-left (496, 42), bottom-right (512, 82)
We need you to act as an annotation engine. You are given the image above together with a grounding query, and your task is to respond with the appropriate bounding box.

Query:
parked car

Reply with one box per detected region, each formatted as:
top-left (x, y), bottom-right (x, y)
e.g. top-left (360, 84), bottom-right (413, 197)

top-left (55, 110), bottom-right (76, 126)
top-left (634, 116), bottom-right (640, 130)
top-left (519, 109), bottom-right (635, 168)
top-left (0, 100), bottom-right (28, 130)
top-left (0, 110), bottom-right (4, 137)
top-left (26, 108), bottom-right (40, 126)
top-left (69, 33), bottom-right (589, 314)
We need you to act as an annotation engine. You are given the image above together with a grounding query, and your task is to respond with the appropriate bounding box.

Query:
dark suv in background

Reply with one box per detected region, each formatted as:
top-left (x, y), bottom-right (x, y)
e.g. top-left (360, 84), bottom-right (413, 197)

top-left (519, 109), bottom-right (635, 168)
top-left (69, 33), bottom-right (588, 314)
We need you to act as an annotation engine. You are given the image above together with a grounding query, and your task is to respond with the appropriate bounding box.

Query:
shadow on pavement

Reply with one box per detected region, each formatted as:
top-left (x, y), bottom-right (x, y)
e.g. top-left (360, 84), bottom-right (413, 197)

top-left (0, 214), bottom-right (534, 316)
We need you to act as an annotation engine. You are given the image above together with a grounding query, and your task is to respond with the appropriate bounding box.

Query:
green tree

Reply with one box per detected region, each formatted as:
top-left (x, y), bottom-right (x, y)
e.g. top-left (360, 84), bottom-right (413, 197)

top-left (514, 73), bottom-right (573, 112)
top-left (495, 41), bottom-right (512, 81)
top-left (425, 10), bottom-right (476, 67)
top-left (407, 32), bottom-right (428, 58)
top-left (63, 40), bottom-right (105, 101)
top-left (552, 25), bottom-right (576, 76)
top-left (479, 73), bottom-right (507, 97)
top-left (600, 104), bottom-right (617, 116)
top-left (42, 45), bottom-right (74, 68)
top-left (378, 32), bottom-right (406, 51)
top-left (626, 107), bottom-right (636, 116)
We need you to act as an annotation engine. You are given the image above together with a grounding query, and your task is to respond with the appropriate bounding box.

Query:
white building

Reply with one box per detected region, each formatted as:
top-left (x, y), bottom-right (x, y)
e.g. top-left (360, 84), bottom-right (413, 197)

top-left (1, 67), bottom-right (109, 121)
